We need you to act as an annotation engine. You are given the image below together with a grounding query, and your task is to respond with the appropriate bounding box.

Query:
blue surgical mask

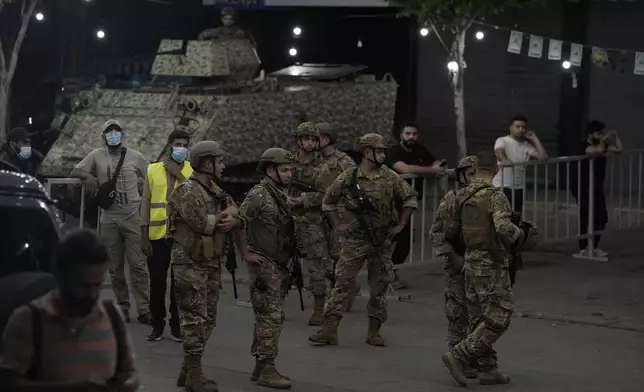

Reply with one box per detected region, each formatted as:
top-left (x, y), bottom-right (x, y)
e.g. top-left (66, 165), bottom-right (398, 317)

top-left (105, 130), bottom-right (122, 146)
top-left (171, 146), bottom-right (188, 163)
top-left (19, 147), bottom-right (32, 160)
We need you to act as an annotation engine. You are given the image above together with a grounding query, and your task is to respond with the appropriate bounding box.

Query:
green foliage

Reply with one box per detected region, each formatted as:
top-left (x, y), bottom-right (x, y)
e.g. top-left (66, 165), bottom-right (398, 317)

top-left (390, 0), bottom-right (535, 22)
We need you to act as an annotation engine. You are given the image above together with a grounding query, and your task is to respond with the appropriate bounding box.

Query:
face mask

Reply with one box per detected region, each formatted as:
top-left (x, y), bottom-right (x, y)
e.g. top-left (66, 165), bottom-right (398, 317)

top-left (18, 146), bottom-right (32, 160)
top-left (105, 130), bottom-right (122, 146)
top-left (171, 146), bottom-right (188, 163)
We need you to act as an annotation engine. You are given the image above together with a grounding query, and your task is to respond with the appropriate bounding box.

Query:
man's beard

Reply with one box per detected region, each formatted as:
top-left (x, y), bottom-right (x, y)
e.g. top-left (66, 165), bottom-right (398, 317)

top-left (60, 292), bottom-right (97, 316)
top-left (402, 140), bottom-right (416, 148)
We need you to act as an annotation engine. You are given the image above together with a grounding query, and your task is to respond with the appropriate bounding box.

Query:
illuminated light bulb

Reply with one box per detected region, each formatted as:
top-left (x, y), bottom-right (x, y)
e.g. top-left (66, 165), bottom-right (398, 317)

top-left (96, 30), bottom-right (106, 39)
top-left (420, 27), bottom-right (429, 37)
top-left (293, 26), bottom-right (302, 36)
top-left (447, 61), bottom-right (459, 71)
top-left (35, 12), bottom-right (44, 21)
top-left (289, 47), bottom-right (297, 56)
top-left (562, 60), bottom-right (571, 69)
top-left (475, 31), bottom-right (484, 40)
top-left (357, 40), bottom-right (363, 48)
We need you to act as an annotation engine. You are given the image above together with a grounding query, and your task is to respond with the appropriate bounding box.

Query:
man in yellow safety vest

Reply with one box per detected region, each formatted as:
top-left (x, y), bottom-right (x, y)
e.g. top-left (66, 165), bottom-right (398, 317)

top-left (140, 130), bottom-right (193, 342)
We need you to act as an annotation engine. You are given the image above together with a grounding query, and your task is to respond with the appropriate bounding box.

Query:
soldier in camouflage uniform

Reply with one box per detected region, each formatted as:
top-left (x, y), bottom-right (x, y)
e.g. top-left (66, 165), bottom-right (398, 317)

top-left (309, 133), bottom-right (418, 347)
top-left (430, 155), bottom-right (477, 379)
top-left (169, 141), bottom-right (243, 392)
top-left (441, 151), bottom-right (524, 387)
top-left (289, 122), bottom-right (333, 326)
top-left (236, 148), bottom-right (297, 389)
top-left (197, 7), bottom-right (256, 46)
top-left (316, 122), bottom-right (361, 311)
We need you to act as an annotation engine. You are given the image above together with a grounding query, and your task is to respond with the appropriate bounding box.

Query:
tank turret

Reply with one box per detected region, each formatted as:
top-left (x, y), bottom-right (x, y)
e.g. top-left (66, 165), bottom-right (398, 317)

top-left (151, 38), bottom-right (260, 81)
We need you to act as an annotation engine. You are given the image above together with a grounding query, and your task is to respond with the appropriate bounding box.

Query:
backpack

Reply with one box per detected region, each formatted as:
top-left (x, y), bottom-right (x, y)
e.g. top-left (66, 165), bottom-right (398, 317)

top-left (26, 299), bottom-right (127, 380)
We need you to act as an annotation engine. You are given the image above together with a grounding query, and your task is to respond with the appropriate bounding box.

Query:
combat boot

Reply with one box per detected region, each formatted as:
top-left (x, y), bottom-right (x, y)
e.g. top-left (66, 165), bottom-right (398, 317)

top-left (365, 317), bottom-right (385, 346)
top-left (462, 365), bottom-right (477, 379)
top-left (308, 316), bottom-right (339, 346)
top-left (178, 360), bottom-right (218, 388)
top-left (256, 359), bottom-right (292, 389)
top-left (184, 355), bottom-right (219, 392)
top-left (251, 358), bottom-right (291, 382)
top-left (308, 296), bottom-right (325, 326)
top-left (478, 369), bottom-right (511, 385)
top-left (441, 352), bottom-right (467, 387)
top-left (345, 282), bottom-right (362, 312)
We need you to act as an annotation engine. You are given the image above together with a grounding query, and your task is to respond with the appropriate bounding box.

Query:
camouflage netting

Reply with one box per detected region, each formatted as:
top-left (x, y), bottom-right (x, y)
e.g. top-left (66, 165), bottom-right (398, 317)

top-left (40, 38), bottom-right (397, 177)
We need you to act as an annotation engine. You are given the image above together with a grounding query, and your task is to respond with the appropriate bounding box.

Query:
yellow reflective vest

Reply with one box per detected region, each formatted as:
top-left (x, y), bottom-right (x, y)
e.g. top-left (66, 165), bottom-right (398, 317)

top-left (148, 161), bottom-right (193, 240)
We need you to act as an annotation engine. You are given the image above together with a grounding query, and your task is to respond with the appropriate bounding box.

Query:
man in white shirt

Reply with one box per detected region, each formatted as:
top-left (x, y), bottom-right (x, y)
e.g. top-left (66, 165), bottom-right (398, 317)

top-left (493, 115), bottom-right (548, 213)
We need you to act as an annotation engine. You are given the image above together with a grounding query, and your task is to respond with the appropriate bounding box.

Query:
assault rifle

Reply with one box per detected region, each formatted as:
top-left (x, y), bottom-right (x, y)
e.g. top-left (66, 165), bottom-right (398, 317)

top-left (289, 245), bottom-right (305, 311)
top-left (348, 168), bottom-right (379, 248)
top-left (509, 211), bottom-right (524, 286)
top-left (290, 178), bottom-right (319, 193)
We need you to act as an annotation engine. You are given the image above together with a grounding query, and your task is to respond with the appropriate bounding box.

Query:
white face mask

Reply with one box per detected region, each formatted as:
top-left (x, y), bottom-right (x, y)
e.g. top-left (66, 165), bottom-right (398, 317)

top-left (19, 146), bottom-right (32, 160)
top-left (105, 130), bottom-right (122, 146)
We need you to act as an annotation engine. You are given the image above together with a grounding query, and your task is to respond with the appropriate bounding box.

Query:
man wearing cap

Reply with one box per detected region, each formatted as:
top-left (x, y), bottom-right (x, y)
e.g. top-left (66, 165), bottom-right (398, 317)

top-left (0, 127), bottom-right (43, 176)
top-left (140, 129), bottom-right (193, 343)
top-left (71, 119), bottom-right (151, 324)
top-left (198, 7), bottom-right (256, 46)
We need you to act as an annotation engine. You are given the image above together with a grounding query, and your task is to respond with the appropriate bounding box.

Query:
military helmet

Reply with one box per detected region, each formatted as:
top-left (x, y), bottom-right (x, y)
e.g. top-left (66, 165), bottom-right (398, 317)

top-left (293, 122), bottom-right (320, 138)
top-left (221, 7), bottom-right (236, 17)
top-left (456, 155), bottom-right (476, 170)
top-left (354, 133), bottom-right (387, 153)
top-left (316, 122), bottom-right (338, 143)
top-left (256, 148), bottom-right (294, 173)
top-left (515, 221), bottom-right (539, 253)
top-left (189, 141), bottom-right (225, 169)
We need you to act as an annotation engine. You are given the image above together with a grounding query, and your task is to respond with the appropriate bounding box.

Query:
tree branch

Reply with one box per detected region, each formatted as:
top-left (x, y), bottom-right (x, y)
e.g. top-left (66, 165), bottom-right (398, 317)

top-left (427, 16), bottom-right (451, 56)
top-left (0, 2), bottom-right (6, 75)
top-left (7, 0), bottom-right (37, 84)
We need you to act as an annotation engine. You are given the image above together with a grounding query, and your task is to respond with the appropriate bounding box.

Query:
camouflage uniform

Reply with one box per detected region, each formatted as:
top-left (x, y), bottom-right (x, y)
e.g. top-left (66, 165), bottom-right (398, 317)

top-left (240, 148), bottom-right (296, 389)
top-left (289, 122), bottom-right (333, 326)
top-left (442, 178), bottom-right (523, 386)
top-left (316, 122), bottom-right (360, 311)
top-left (169, 141), bottom-right (240, 392)
top-left (309, 133), bottom-right (418, 346)
top-left (430, 156), bottom-right (476, 349)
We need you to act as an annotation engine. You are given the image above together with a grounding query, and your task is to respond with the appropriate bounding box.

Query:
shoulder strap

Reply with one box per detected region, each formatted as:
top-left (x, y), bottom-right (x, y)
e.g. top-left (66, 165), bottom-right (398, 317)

top-left (457, 185), bottom-right (493, 217)
top-left (111, 148), bottom-right (128, 182)
top-left (258, 183), bottom-right (290, 215)
top-left (102, 299), bottom-right (126, 375)
top-left (348, 167), bottom-right (360, 197)
top-left (26, 304), bottom-right (42, 380)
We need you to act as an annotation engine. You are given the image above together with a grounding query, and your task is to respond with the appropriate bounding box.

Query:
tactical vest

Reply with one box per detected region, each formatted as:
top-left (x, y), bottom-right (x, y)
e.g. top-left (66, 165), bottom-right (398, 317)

top-left (458, 185), bottom-right (502, 252)
top-left (169, 180), bottom-right (226, 263)
top-left (147, 162), bottom-right (194, 240)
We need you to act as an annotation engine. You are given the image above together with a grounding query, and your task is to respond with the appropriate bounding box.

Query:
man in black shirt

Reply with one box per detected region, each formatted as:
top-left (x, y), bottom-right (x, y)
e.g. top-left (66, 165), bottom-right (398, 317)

top-left (387, 123), bottom-right (446, 289)
top-left (570, 120), bottom-right (622, 259)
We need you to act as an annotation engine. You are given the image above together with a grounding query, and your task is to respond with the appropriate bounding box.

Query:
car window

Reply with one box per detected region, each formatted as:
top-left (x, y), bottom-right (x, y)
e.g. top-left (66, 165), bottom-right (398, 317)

top-left (0, 207), bottom-right (59, 278)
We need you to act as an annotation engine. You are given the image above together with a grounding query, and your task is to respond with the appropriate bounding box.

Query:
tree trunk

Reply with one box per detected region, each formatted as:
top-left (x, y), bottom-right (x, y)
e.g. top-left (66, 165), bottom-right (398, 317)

top-left (452, 29), bottom-right (467, 159)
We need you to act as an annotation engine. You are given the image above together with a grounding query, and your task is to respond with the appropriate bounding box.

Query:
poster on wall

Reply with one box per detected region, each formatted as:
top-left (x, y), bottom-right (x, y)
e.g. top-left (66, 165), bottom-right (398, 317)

top-left (548, 39), bottom-right (562, 60)
top-left (507, 30), bottom-right (523, 54)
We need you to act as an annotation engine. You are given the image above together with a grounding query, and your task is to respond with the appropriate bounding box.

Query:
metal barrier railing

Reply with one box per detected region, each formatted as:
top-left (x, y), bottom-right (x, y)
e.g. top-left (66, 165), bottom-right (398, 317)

top-left (401, 149), bottom-right (644, 263)
top-left (42, 149), bottom-right (644, 264)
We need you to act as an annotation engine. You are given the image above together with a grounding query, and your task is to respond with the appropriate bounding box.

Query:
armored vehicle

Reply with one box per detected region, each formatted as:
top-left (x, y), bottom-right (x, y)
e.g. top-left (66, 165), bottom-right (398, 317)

top-left (41, 37), bottom-right (398, 184)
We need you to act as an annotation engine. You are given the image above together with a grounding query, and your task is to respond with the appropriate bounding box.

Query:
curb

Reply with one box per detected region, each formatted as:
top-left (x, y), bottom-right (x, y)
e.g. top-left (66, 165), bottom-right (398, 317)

top-left (518, 311), bottom-right (644, 333)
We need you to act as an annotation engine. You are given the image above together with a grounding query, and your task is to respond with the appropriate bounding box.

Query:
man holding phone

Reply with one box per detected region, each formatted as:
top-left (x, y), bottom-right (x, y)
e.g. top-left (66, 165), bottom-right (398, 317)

top-left (387, 122), bottom-right (446, 289)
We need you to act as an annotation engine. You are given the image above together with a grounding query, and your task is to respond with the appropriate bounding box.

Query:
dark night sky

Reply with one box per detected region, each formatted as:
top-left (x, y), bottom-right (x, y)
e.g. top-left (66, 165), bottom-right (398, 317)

top-left (7, 0), bottom-right (415, 129)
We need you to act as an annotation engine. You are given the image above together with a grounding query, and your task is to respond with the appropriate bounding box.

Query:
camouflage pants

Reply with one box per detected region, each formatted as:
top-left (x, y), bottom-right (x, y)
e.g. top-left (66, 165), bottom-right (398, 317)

top-left (443, 258), bottom-right (468, 349)
top-left (323, 236), bottom-right (394, 322)
top-left (451, 268), bottom-right (514, 372)
top-left (248, 260), bottom-right (290, 361)
top-left (172, 244), bottom-right (221, 358)
top-left (297, 220), bottom-right (333, 297)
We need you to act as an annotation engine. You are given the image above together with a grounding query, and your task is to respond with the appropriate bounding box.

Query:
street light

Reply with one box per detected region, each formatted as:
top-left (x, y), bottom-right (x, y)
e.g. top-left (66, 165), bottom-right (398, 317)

top-left (293, 26), bottom-right (302, 36)
top-left (35, 12), bottom-right (44, 21)
top-left (420, 27), bottom-right (429, 37)
top-left (562, 60), bottom-right (571, 69)
top-left (289, 47), bottom-right (297, 57)
top-left (96, 30), bottom-right (106, 39)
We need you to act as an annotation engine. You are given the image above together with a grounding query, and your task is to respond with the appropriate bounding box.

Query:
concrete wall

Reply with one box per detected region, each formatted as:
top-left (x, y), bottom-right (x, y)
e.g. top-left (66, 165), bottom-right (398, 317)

top-left (416, 1), bottom-right (644, 164)
top-left (587, 1), bottom-right (644, 149)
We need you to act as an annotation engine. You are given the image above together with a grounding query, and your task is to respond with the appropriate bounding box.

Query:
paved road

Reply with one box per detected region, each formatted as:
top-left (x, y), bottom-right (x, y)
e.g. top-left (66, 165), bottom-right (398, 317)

top-left (111, 227), bottom-right (644, 392)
